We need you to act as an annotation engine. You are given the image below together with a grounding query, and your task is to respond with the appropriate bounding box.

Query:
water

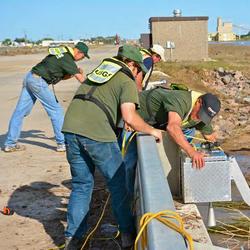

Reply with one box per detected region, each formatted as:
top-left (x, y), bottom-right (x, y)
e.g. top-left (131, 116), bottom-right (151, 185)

top-left (209, 40), bottom-right (250, 46)
top-left (197, 154), bottom-right (250, 250)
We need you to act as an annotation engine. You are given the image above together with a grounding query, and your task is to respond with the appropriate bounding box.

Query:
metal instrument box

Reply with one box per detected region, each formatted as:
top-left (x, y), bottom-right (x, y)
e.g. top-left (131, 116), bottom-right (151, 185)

top-left (181, 150), bottom-right (231, 203)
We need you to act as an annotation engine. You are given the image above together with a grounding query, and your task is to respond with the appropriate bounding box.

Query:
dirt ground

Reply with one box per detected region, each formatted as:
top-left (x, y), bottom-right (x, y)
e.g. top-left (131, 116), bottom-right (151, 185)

top-left (0, 46), bottom-right (120, 250)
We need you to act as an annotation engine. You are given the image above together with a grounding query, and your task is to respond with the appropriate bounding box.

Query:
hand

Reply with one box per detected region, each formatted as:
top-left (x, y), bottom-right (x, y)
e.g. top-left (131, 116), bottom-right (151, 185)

top-left (151, 129), bottom-right (162, 143)
top-left (203, 132), bottom-right (217, 142)
top-left (190, 151), bottom-right (206, 169)
top-left (124, 122), bottom-right (134, 132)
top-left (78, 67), bottom-right (83, 74)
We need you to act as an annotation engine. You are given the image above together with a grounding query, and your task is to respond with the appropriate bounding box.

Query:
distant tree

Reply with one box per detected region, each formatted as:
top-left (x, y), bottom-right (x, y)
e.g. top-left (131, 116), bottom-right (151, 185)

top-left (42, 37), bottom-right (54, 41)
top-left (2, 38), bottom-right (12, 46)
top-left (14, 37), bottom-right (26, 43)
top-left (35, 40), bottom-right (42, 45)
top-left (240, 31), bottom-right (250, 40)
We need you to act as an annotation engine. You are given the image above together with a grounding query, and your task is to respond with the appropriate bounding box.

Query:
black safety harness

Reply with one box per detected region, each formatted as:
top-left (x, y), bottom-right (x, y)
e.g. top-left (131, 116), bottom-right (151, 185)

top-left (73, 58), bottom-right (135, 132)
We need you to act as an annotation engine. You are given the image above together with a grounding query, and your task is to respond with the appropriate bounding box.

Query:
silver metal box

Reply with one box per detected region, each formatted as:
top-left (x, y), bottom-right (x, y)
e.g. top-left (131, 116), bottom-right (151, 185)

top-left (181, 150), bottom-right (231, 203)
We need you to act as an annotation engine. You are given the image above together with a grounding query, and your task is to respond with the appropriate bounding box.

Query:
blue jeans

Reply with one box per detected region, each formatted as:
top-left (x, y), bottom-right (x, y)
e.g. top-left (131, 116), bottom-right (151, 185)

top-left (64, 133), bottom-right (135, 239)
top-left (118, 130), bottom-right (137, 197)
top-left (4, 71), bottom-right (64, 147)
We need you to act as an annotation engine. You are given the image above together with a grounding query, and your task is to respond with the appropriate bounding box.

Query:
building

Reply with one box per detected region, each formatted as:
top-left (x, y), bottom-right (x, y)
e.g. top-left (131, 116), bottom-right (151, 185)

top-left (140, 33), bottom-right (151, 49)
top-left (41, 40), bottom-right (80, 47)
top-left (208, 32), bottom-right (217, 41)
top-left (142, 10), bottom-right (208, 61)
top-left (216, 17), bottom-right (236, 41)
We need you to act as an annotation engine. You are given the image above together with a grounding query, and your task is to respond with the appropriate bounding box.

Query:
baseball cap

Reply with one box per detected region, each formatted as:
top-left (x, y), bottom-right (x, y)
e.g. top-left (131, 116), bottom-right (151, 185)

top-left (117, 45), bottom-right (148, 73)
top-left (198, 93), bottom-right (221, 124)
top-left (151, 44), bottom-right (166, 62)
top-left (75, 42), bottom-right (90, 58)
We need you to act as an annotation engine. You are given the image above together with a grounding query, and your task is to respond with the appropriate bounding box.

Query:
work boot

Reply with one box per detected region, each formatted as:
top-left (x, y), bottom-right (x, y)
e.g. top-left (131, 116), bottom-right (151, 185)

top-left (121, 232), bottom-right (135, 249)
top-left (64, 237), bottom-right (83, 250)
top-left (3, 144), bottom-right (26, 153)
top-left (56, 144), bottom-right (66, 152)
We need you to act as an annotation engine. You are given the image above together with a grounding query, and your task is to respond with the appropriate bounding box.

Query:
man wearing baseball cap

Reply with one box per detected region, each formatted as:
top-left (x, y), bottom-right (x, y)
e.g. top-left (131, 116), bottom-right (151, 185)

top-left (121, 87), bottom-right (221, 198)
top-left (198, 93), bottom-right (221, 124)
top-left (3, 41), bottom-right (89, 153)
top-left (62, 45), bottom-right (162, 249)
top-left (75, 41), bottom-right (90, 59)
top-left (136, 44), bottom-right (166, 91)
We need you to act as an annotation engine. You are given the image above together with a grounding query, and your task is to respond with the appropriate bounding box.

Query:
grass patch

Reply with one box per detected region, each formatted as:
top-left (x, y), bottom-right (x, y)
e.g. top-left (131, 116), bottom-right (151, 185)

top-left (208, 217), bottom-right (250, 238)
top-left (213, 201), bottom-right (250, 210)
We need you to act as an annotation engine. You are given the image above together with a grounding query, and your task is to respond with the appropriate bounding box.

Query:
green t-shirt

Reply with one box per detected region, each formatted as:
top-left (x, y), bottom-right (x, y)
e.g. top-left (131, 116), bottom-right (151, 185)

top-left (138, 88), bottom-right (213, 135)
top-left (31, 52), bottom-right (79, 84)
top-left (62, 71), bottom-right (139, 142)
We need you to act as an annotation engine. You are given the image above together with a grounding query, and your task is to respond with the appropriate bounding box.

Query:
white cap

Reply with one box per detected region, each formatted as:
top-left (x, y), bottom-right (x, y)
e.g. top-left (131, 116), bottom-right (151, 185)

top-left (151, 44), bottom-right (166, 62)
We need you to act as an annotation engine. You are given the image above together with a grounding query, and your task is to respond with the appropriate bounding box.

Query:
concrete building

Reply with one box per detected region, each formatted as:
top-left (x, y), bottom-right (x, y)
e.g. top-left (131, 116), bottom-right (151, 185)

top-left (216, 17), bottom-right (236, 41)
top-left (148, 13), bottom-right (208, 61)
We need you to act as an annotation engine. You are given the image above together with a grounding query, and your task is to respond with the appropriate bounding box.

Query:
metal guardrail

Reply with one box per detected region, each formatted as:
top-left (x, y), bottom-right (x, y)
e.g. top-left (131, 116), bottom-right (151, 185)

top-left (136, 134), bottom-right (187, 250)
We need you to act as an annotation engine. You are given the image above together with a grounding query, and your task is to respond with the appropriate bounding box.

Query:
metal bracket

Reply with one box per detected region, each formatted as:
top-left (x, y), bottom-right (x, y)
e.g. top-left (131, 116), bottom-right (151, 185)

top-left (230, 157), bottom-right (250, 206)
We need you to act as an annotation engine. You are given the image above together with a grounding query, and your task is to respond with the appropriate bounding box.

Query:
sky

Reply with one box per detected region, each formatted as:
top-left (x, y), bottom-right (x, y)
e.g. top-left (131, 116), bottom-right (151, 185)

top-left (0, 0), bottom-right (250, 41)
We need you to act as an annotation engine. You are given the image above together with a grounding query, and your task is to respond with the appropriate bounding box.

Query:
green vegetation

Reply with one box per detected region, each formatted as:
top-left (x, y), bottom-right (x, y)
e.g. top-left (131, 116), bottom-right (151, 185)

top-left (213, 201), bottom-right (250, 210)
top-left (208, 217), bottom-right (250, 238)
top-left (2, 38), bottom-right (12, 46)
top-left (152, 44), bottom-right (250, 92)
top-left (240, 31), bottom-right (250, 40)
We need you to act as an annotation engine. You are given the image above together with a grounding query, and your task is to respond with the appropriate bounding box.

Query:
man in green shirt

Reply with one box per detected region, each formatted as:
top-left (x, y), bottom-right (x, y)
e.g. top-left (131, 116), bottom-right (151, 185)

top-left (3, 42), bottom-right (89, 153)
top-left (139, 88), bottom-right (220, 166)
top-left (121, 87), bottom-right (221, 197)
top-left (62, 45), bottom-right (162, 249)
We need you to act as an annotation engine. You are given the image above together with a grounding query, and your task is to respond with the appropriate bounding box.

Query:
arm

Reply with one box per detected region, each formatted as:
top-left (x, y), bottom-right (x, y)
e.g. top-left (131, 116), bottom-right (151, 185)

top-left (135, 72), bottom-right (143, 92)
top-left (167, 111), bottom-right (206, 169)
top-left (74, 72), bottom-right (85, 83)
top-left (203, 132), bottom-right (217, 142)
top-left (121, 102), bottom-right (162, 142)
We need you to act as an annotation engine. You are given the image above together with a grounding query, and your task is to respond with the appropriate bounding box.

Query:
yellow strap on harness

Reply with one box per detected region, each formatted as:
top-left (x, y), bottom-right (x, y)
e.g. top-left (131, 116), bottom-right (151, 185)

top-left (87, 57), bottom-right (129, 84)
top-left (181, 90), bottom-right (203, 127)
top-left (87, 59), bottom-right (122, 83)
top-left (140, 48), bottom-right (152, 57)
top-left (48, 46), bottom-right (74, 59)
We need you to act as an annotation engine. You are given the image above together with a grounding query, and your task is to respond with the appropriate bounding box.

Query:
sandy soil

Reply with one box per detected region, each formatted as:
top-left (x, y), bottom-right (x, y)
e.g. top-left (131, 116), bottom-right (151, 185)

top-left (0, 46), bottom-right (120, 250)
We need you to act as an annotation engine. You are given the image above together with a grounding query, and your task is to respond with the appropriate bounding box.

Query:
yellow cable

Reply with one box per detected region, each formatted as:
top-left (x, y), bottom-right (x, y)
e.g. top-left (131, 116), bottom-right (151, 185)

top-left (121, 131), bottom-right (138, 157)
top-left (135, 210), bottom-right (194, 250)
top-left (186, 135), bottom-right (225, 152)
top-left (124, 131), bottom-right (137, 156)
top-left (186, 135), bottom-right (212, 143)
top-left (121, 131), bottom-right (127, 157)
top-left (80, 193), bottom-right (110, 250)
